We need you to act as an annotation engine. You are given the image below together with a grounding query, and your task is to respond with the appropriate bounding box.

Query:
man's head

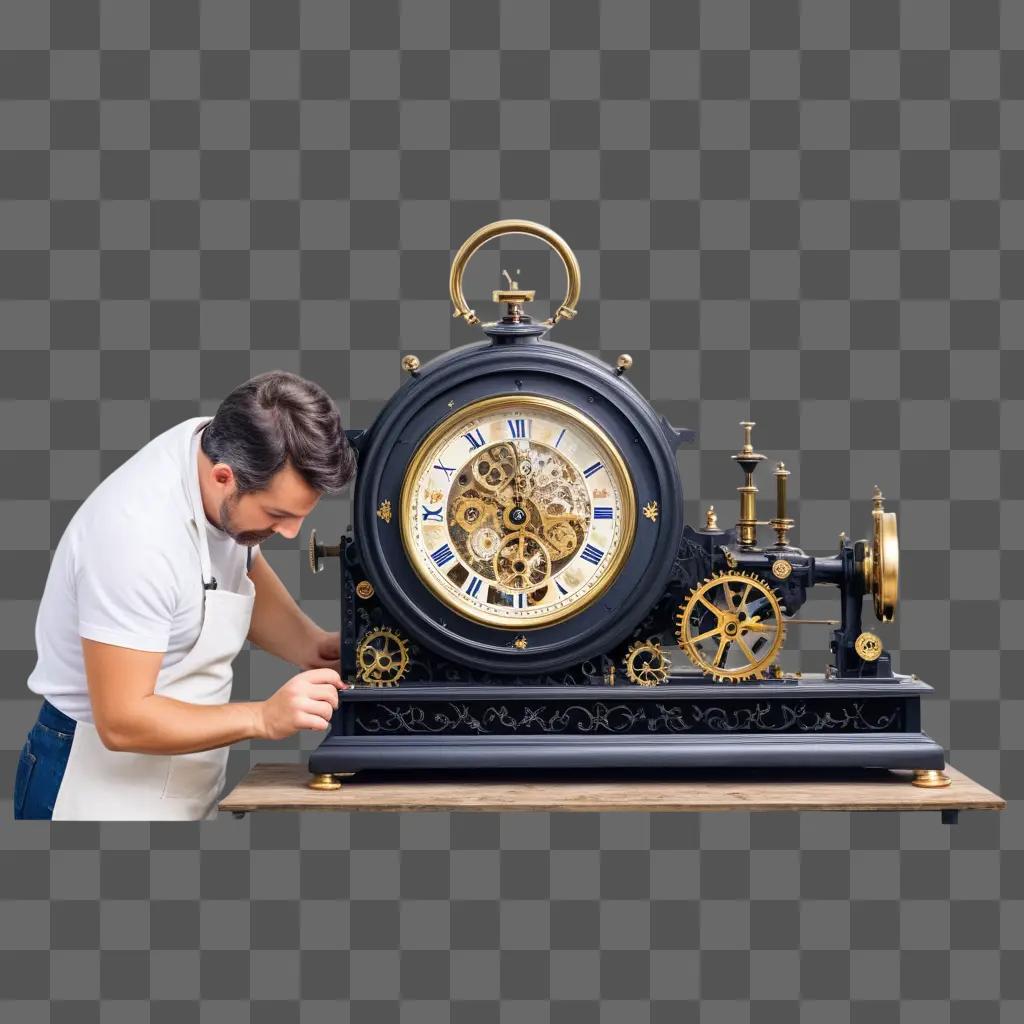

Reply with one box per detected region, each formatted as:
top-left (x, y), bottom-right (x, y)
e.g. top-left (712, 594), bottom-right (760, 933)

top-left (198, 371), bottom-right (356, 546)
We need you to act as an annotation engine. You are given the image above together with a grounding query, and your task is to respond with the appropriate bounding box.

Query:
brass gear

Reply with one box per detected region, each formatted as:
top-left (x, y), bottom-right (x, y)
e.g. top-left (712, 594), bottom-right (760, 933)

top-left (623, 640), bottom-right (671, 687)
top-left (470, 442), bottom-right (517, 493)
top-left (452, 495), bottom-right (493, 531)
top-left (492, 529), bottom-right (552, 590)
top-left (676, 570), bottom-right (786, 682)
top-left (355, 627), bottom-right (410, 687)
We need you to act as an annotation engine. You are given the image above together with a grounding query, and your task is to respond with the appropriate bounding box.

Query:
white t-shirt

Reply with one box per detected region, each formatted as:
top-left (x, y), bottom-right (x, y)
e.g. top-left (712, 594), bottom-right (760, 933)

top-left (26, 417), bottom-right (259, 724)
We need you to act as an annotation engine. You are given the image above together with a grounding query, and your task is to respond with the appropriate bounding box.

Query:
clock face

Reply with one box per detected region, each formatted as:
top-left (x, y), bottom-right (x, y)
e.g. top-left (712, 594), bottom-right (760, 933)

top-left (399, 395), bottom-right (636, 628)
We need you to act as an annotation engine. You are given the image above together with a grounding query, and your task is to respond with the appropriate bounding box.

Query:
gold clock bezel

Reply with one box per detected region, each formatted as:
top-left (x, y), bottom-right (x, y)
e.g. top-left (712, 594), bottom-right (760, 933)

top-left (398, 393), bottom-right (638, 630)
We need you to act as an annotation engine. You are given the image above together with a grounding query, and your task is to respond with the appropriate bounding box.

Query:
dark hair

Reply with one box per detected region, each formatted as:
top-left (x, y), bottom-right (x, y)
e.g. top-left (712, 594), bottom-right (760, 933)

top-left (200, 371), bottom-right (356, 496)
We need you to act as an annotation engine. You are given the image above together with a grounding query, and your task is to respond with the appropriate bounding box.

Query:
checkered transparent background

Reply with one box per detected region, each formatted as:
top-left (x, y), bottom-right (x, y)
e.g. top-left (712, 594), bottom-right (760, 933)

top-left (1, 1), bottom-right (1021, 1019)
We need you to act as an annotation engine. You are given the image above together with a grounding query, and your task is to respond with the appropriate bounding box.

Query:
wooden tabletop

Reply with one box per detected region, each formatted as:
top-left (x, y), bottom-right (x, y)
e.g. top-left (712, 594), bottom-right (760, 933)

top-left (219, 762), bottom-right (1005, 816)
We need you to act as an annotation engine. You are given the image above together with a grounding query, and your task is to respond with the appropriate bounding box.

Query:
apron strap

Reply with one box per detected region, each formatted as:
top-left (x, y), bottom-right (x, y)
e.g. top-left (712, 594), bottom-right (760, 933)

top-left (188, 424), bottom-right (217, 589)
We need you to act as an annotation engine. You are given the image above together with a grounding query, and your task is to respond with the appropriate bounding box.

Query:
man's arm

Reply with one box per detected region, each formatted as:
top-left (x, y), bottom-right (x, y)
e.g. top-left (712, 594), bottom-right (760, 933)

top-left (245, 549), bottom-right (333, 668)
top-left (82, 638), bottom-right (343, 754)
top-left (83, 639), bottom-right (261, 753)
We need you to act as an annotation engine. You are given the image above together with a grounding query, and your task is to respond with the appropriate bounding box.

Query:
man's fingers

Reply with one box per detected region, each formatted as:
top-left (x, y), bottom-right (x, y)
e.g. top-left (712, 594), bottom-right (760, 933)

top-left (297, 697), bottom-right (333, 723)
top-left (309, 681), bottom-right (341, 709)
top-left (296, 712), bottom-right (330, 732)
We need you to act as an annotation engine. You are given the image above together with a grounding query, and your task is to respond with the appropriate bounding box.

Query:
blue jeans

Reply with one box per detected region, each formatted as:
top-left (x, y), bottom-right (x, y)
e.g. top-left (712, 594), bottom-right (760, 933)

top-left (13, 699), bottom-right (77, 820)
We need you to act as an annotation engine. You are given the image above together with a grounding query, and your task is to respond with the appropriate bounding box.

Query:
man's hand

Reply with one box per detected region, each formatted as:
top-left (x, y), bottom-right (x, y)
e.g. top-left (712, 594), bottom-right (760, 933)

top-left (303, 628), bottom-right (341, 674)
top-left (254, 667), bottom-right (350, 741)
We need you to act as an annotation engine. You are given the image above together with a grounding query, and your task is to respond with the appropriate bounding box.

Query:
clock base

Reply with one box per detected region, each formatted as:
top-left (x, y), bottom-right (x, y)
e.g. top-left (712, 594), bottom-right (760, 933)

top-left (308, 676), bottom-right (947, 778)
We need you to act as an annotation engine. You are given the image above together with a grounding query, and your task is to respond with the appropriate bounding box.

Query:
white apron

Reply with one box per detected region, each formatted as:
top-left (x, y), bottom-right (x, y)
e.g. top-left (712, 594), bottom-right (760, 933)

top-left (53, 426), bottom-right (256, 821)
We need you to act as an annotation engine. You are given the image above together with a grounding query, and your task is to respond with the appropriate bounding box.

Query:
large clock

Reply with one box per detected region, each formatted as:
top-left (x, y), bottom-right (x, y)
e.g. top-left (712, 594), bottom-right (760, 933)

top-left (350, 223), bottom-right (690, 676)
top-left (399, 393), bottom-right (637, 629)
top-left (306, 220), bottom-right (951, 791)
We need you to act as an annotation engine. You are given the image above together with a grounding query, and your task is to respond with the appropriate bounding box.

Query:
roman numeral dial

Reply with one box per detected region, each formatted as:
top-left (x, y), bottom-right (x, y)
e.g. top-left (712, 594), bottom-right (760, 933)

top-left (399, 395), bottom-right (636, 628)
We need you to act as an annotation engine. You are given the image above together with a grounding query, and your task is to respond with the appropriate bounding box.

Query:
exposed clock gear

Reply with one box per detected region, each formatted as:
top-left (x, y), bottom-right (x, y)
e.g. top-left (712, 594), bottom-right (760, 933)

top-left (452, 495), bottom-right (494, 531)
top-left (493, 529), bottom-right (552, 590)
top-left (468, 525), bottom-right (502, 560)
top-left (676, 570), bottom-right (786, 682)
top-left (355, 627), bottom-right (410, 687)
top-left (623, 639), bottom-right (671, 687)
top-left (470, 443), bottom-right (517, 492)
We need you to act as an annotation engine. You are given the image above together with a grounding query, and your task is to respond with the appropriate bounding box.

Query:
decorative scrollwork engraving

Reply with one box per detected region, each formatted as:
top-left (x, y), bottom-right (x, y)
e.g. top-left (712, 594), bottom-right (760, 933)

top-left (354, 699), bottom-right (902, 736)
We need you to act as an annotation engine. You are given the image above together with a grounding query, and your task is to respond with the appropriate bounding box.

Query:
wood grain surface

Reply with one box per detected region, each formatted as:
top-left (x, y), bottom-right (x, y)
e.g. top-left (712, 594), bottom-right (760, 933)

top-left (219, 762), bottom-right (1005, 815)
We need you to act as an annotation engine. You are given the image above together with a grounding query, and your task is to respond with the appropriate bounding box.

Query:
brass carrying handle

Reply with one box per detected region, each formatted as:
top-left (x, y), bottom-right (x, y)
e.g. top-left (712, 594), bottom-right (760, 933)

top-left (449, 219), bottom-right (581, 328)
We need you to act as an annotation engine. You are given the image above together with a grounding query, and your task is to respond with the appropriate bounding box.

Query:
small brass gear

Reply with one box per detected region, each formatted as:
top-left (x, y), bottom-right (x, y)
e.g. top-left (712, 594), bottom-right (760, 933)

top-left (355, 627), bottom-right (410, 687)
top-left (623, 640), bottom-right (671, 687)
top-left (676, 570), bottom-right (786, 682)
top-left (453, 495), bottom-right (493, 531)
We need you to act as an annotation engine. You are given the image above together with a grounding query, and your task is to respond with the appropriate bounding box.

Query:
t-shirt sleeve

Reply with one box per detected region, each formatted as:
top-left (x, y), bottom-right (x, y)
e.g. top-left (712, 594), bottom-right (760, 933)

top-left (73, 517), bottom-right (181, 653)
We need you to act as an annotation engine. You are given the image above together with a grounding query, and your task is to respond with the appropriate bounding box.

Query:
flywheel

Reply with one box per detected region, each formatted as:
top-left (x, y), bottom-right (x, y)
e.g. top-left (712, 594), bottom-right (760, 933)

top-left (676, 570), bottom-right (786, 682)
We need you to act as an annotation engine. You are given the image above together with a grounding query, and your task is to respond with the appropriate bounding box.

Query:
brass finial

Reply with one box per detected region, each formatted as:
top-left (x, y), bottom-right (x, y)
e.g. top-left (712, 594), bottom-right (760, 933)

top-left (872, 484), bottom-right (885, 511)
top-left (492, 267), bottom-right (535, 322)
top-left (401, 354), bottom-right (420, 374)
top-left (739, 421), bottom-right (757, 455)
top-left (616, 353), bottom-right (633, 375)
top-left (705, 505), bottom-right (718, 530)
top-left (731, 421), bottom-right (766, 548)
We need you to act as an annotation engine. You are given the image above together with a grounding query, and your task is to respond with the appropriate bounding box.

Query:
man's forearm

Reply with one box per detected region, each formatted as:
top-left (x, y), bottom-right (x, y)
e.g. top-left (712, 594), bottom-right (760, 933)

top-left (246, 551), bottom-right (323, 666)
top-left (101, 693), bottom-right (266, 755)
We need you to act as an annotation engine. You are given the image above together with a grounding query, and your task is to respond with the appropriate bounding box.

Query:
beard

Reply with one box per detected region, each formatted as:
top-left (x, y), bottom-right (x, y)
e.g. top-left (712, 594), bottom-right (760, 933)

top-left (218, 493), bottom-right (276, 547)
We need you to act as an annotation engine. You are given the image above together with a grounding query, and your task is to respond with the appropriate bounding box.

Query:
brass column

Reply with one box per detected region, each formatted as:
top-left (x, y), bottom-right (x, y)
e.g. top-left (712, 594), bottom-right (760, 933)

top-left (732, 421), bottom-right (765, 547)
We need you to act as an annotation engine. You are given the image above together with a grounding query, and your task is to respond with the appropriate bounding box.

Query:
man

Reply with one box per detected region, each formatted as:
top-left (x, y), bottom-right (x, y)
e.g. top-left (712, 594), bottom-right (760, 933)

top-left (12, 371), bottom-right (356, 820)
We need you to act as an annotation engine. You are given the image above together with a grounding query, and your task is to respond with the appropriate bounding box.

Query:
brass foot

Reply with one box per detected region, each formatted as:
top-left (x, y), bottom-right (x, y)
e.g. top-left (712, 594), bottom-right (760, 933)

top-left (911, 769), bottom-right (952, 788)
top-left (308, 773), bottom-right (340, 790)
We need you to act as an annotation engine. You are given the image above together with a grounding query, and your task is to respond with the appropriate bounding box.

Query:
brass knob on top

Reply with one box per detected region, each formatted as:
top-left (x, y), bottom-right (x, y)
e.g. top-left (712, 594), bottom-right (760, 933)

top-left (492, 269), bottom-right (535, 322)
top-left (449, 219), bottom-right (581, 328)
top-left (401, 354), bottom-right (421, 374)
top-left (616, 354), bottom-right (633, 375)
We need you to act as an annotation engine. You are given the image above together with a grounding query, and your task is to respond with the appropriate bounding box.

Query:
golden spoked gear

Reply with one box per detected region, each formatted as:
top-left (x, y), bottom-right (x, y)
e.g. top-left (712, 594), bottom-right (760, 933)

top-left (355, 627), bottom-right (410, 687)
top-left (676, 570), bottom-right (786, 682)
top-left (492, 529), bottom-right (552, 590)
top-left (623, 640), bottom-right (671, 687)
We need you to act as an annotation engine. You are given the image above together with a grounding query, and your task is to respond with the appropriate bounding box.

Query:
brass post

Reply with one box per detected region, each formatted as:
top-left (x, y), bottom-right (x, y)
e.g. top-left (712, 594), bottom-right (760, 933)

top-left (732, 421), bottom-right (765, 547)
top-left (770, 461), bottom-right (795, 547)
